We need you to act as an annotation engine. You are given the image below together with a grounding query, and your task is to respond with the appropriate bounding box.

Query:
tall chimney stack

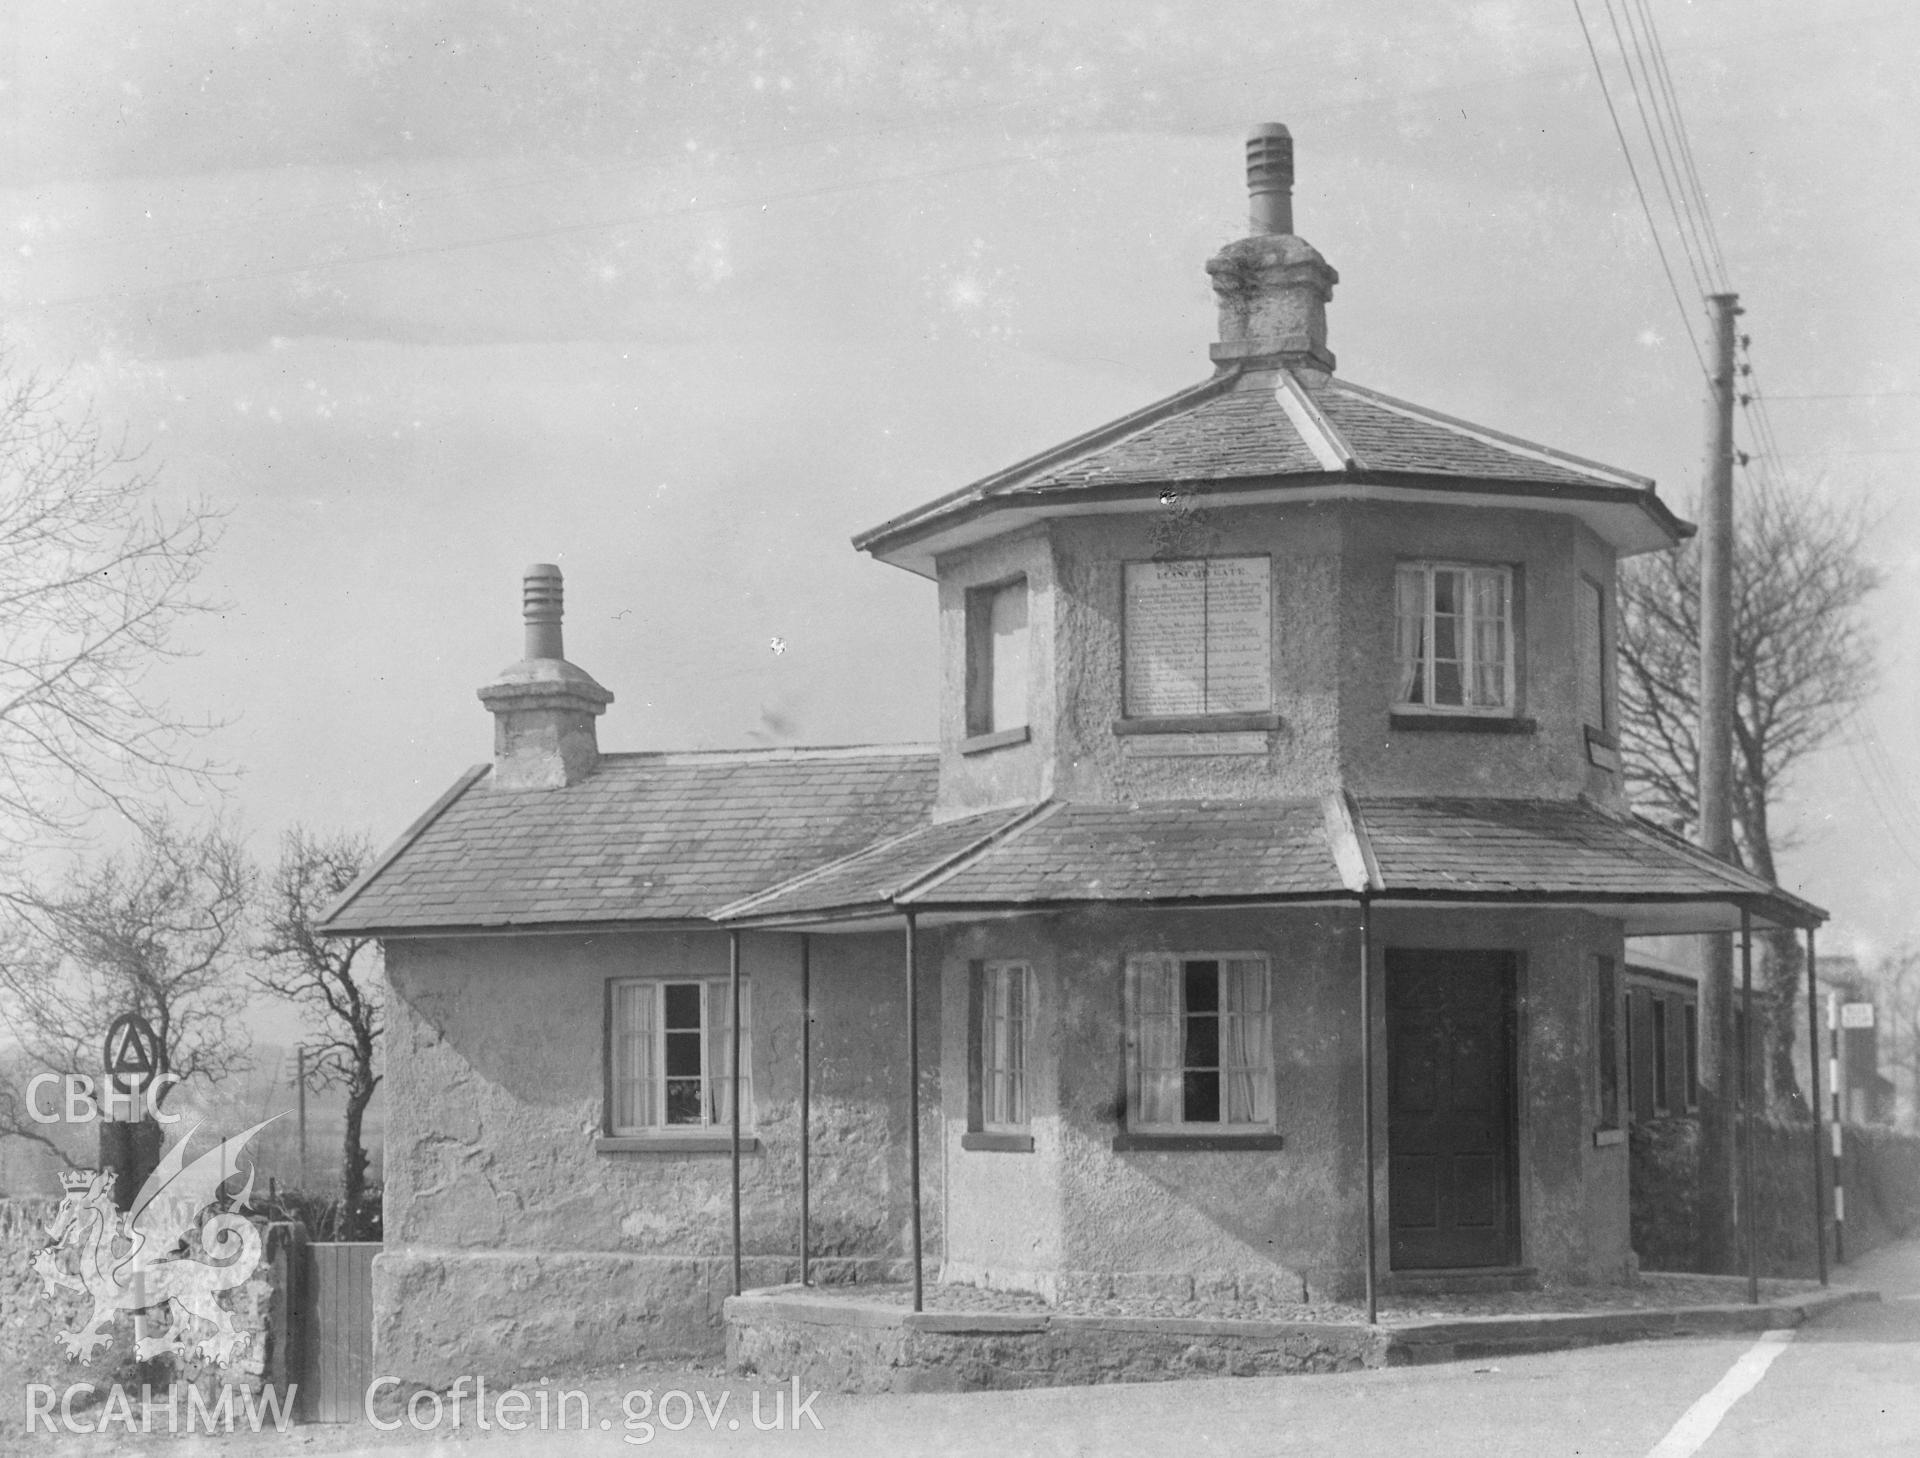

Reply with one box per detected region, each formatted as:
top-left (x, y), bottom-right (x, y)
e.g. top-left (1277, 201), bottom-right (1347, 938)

top-left (1206, 122), bottom-right (1339, 381)
top-left (477, 564), bottom-right (614, 790)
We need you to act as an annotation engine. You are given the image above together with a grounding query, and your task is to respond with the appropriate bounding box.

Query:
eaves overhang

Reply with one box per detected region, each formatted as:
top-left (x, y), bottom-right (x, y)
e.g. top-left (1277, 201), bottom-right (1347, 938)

top-left (856, 471), bottom-right (1693, 580)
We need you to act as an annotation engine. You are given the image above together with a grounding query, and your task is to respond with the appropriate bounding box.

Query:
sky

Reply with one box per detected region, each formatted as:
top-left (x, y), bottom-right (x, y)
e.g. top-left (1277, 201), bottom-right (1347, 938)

top-left (3, 0), bottom-right (1918, 962)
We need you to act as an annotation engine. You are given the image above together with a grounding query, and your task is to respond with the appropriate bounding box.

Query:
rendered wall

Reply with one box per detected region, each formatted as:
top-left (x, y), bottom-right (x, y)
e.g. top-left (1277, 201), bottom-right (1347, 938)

top-left (937, 905), bottom-right (1631, 1305)
top-left (1338, 502), bottom-right (1623, 805)
top-left (933, 500), bottom-right (1626, 810)
top-left (377, 927), bottom-right (939, 1386)
top-left (933, 526), bottom-right (1057, 815)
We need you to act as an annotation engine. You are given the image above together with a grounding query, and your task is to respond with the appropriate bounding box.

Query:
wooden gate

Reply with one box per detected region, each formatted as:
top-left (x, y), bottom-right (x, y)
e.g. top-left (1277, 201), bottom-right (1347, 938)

top-left (296, 1242), bottom-right (378, 1423)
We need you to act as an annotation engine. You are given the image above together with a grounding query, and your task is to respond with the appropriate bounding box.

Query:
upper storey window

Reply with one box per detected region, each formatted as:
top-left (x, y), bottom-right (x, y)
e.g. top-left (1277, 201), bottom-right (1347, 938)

top-left (1577, 575), bottom-right (1609, 732)
top-left (965, 577), bottom-right (1029, 737)
top-left (1395, 563), bottom-right (1513, 714)
top-left (1123, 556), bottom-right (1272, 717)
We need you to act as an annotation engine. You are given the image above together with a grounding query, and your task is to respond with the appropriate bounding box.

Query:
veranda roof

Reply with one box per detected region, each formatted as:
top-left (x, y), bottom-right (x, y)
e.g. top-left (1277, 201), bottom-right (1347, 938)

top-left (714, 793), bottom-right (1822, 937)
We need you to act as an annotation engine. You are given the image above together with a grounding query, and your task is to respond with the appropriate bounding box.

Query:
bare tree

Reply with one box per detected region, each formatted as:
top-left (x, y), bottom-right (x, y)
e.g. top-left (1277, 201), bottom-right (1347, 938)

top-left (0, 818), bottom-right (254, 1157)
top-left (255, 827), bottom-right (383, 1237)
top-left (0, 359), bottom-right (223, 862)
top-left (1619, 475), bottom-right (1880, 1108)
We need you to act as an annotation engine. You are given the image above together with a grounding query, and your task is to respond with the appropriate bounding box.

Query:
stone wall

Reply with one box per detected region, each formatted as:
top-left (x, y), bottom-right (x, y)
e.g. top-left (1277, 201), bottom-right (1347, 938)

top-left (0, 1198), bottom-right (124, 1432)
top-left (1630, 1115), bottom-right (1920, 1275)
top-left (726, 1292), bottom-right (1385, 1395)
top-left (0, 1199), bottom-right (289, 1435)
top-left (379, 925), bottom-right (940, 1387)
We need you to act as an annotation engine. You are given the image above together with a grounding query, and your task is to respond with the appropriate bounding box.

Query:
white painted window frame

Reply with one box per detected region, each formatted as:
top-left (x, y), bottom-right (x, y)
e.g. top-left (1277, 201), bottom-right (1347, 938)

top-left (981, 960), bottom-right (1034, 1133)
top-left (1394, 560), bottom-right (1516, 716)
top-left (607, 976), bottom-right (752, 1137)
top-left (1125, 952), bottom-right (1275, 1136)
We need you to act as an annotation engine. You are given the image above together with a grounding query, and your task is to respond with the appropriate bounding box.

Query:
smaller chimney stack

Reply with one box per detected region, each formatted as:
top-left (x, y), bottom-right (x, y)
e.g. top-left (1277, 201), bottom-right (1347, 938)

top-left (1246, 122), bottom-right (1293, 236)
top-left (477, 564), bottom-right (614, 790)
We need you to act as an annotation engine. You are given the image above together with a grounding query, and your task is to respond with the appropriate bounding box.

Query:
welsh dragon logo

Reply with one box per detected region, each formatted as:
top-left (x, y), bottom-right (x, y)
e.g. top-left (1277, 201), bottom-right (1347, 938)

top-left (33, 1118), bottom-right (279, 1366)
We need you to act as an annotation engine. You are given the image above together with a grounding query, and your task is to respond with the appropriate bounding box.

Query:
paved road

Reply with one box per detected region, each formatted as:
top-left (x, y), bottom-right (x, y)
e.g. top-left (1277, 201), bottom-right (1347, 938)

top-left (40, 1243), bottom-right (1918, 1456)
top-left (320, 1243), bottom-right (1913, 1458)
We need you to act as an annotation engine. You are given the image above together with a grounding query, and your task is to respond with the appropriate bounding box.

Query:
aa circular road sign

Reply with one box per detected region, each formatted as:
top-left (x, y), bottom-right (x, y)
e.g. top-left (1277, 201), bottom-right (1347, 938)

top-left (102, 1012), bottom-right (166, 1095)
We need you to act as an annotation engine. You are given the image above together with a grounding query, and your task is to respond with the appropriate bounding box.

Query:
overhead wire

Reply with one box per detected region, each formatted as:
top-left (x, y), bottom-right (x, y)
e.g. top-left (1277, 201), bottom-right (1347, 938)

top-left (1569, 0), bottom-right (1708, 378)
top-left (1842, 714), bottom-right (1920, 876)
top-left (1601, 0), bottom-right (1713, 305)
top-left (1583, 0), bottom-right (1820, 493)
top-left (40, 142), bottom-right (1115, 315)
top-left (35, 43), bottom-right (1360, 266)
top-left (30, 41), bottom-right (1633, 316)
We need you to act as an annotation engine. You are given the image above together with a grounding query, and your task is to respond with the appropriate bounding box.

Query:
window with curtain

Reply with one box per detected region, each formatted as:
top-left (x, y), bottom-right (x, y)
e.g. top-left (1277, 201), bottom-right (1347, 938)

top-left (980, 961), bottom-right (1032, 1131)
top-left (1127, 954), bottom-right (1273, 1133)
top-left (1395, 562), bottom-right (1514, 714)
top-left (608, 978), bottom-right (751, 1135)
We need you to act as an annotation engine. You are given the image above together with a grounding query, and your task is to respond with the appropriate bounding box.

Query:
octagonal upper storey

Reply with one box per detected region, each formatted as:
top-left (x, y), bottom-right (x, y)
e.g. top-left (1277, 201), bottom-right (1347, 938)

top-left (927, 496), bottom-right (1631, 814)
top-left (857, 125), bottom-right (1691, 817)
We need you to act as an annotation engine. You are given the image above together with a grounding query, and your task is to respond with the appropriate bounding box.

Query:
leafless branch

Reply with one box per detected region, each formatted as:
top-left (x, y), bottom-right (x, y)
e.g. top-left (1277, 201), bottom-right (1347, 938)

top-left (0, 358), bottom-right (228, 865)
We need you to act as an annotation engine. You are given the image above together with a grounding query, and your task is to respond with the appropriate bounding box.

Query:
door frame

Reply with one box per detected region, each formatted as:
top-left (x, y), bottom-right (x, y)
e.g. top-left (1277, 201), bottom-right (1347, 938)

top-left (1381, 947), bottom-right (1523, 1271)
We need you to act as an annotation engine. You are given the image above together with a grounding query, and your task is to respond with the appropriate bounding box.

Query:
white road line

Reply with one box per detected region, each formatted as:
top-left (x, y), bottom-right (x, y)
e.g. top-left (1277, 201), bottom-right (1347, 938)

top-left (1645, 1329), bottom-right (1797, 1458)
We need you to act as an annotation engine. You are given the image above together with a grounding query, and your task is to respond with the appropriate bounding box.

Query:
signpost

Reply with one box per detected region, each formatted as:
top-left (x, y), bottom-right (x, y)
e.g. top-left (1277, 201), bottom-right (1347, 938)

top-left (1828, 994), bottom-right (1847, 1263)
top-left (99, 1012), bottom-right (166, 1212)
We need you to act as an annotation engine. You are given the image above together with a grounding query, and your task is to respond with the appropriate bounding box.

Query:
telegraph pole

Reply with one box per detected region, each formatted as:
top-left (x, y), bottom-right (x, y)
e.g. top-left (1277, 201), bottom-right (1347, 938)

top-left (296, 1044), bottom-right (309, 1190)
top-left (1697, 291), bottom-right (1742, 1270)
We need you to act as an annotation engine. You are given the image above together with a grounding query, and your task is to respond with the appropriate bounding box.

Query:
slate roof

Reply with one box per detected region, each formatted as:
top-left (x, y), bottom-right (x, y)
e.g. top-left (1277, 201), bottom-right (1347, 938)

top-left (319, 747), bottom-right (938, 933)
top-left (904, 799), bottom-right (1342, 905)
top-left (712, 805), bottom-right (1041, 921)
top-left (324, 746), bottom-right (1820, 936)
top-left (1350, 798), bottom-right (1818, 916)
top-left (854, 365), bottom-right (1690, 571)
top-left (1020, 375), bottom-right (1623, 492)
top-left (713, 793), bottom-right (1820, 929)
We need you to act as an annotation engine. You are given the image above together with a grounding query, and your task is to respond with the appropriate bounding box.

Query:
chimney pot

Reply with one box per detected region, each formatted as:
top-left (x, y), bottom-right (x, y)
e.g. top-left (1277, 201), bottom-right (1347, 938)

top-left (523, 562), bottom-right (565, 660)
top-left (1246, 122), bottom-right (1294, 236)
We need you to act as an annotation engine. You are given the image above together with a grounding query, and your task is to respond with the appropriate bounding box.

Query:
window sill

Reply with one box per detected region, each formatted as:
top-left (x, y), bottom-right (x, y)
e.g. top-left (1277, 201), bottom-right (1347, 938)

top-left (961, 1131), bottom-right (1035, 1153)
top-left (1389, 713), bottom-right (1537, 735)
top-left (595, 1135), bottom-right (761, 1155)
top-left (1585, 726), bottom-right (1622, 772)
top-left (1592, 1127), bottom-right (1626, 1148)
top-left (959, 725), bottom-right (1030, 756)
top-left (1112, 1133), bottom-right (1285, 1152)
top-left (1113, 711), bottom-right (1281, 736)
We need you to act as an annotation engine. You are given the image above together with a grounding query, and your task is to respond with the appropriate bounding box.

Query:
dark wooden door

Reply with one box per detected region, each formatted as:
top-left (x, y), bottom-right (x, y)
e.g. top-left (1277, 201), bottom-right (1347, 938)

top-left (1386, 950), bottom-right (1518, 1270)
